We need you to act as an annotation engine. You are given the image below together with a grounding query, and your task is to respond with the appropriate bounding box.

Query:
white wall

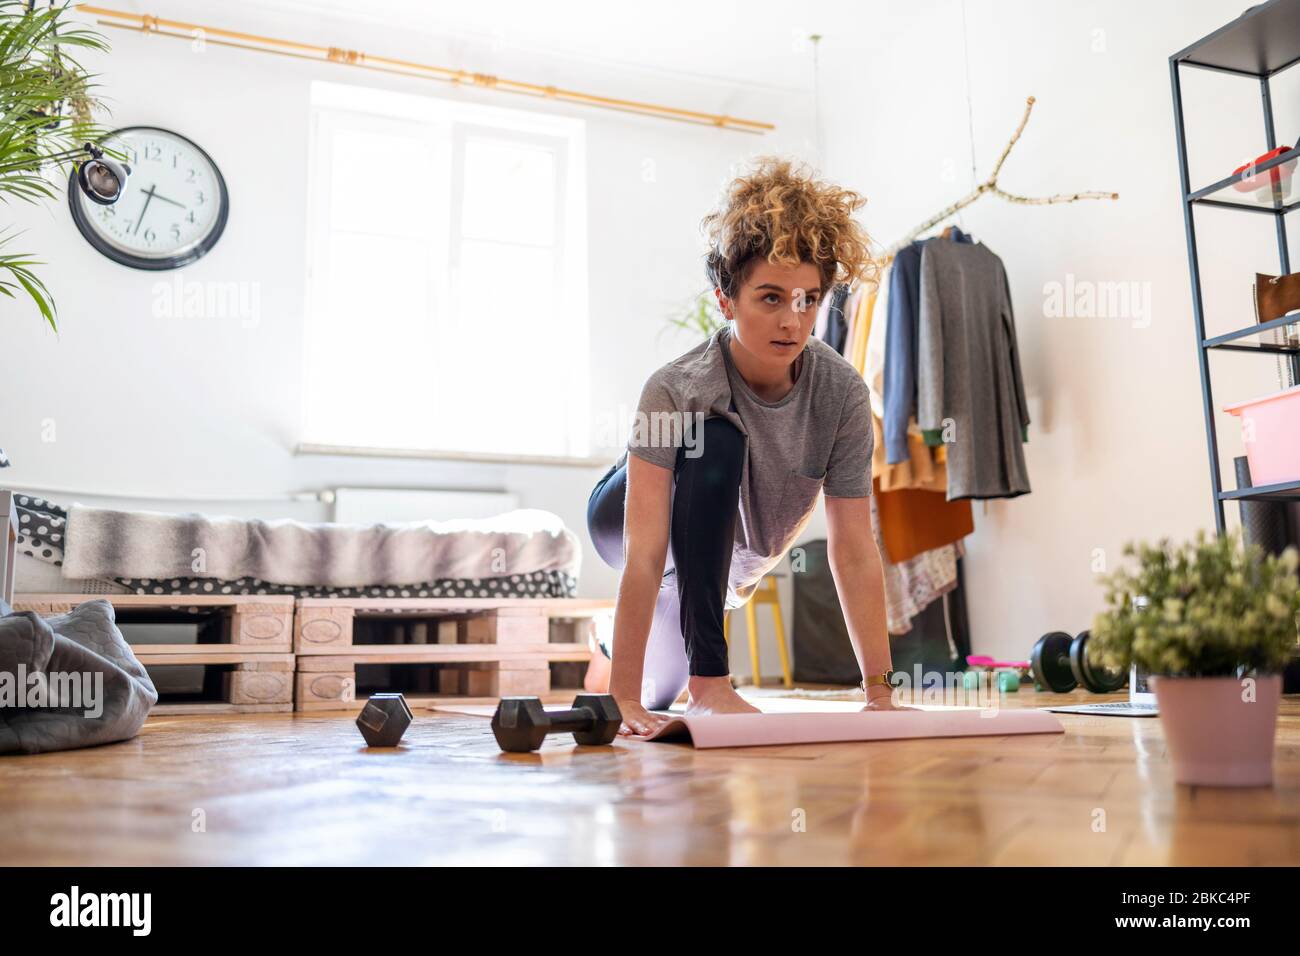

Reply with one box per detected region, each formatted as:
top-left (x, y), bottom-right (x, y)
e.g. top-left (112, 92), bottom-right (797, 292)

top-left (3, 0), bottom-right (1293, 675)
top-left (814, 0), bottom-right (1300, 661)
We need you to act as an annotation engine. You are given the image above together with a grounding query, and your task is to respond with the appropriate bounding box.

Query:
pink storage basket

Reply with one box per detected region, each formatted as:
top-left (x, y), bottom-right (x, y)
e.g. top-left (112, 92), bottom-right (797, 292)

top-left (1224, 383), bottom-right (1300, 486)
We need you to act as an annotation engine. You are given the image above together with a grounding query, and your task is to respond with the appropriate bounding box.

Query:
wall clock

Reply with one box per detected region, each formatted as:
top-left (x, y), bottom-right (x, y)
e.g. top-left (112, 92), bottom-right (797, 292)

top-left (68, 126), bottom-right (229, 271)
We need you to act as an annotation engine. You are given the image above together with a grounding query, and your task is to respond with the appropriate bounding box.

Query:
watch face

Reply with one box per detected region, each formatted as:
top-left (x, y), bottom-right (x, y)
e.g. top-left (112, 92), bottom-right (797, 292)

top-left (68, 126), bottom-right (229, 270)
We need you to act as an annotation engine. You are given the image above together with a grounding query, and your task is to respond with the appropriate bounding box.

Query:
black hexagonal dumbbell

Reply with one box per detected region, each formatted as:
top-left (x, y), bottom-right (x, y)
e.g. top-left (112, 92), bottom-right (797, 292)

top-left (491, 694), bottom-right (622, 753)
top-left (355, 693), bottom-right (413, 747)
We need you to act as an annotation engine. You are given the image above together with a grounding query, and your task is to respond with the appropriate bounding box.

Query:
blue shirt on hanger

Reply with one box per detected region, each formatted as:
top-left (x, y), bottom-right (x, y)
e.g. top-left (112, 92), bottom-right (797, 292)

top-left (882, 227), bottom-right (973, 464)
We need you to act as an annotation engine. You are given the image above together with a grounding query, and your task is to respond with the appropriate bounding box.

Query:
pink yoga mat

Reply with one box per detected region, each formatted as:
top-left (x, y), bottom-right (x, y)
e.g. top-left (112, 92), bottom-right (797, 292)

top-left (431, 701), bottom-right (1064, 749)
top-left (637, 707), bottom-right (1063, 748)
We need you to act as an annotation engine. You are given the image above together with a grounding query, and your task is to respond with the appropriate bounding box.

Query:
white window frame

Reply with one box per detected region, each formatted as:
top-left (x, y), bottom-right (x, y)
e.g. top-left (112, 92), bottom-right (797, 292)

top-left (299, 81), bottom-right (590, 464)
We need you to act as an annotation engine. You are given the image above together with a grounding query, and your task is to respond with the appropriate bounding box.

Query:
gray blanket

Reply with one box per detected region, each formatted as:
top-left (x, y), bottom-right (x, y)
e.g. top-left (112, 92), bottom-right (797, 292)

top-left (63, 505), bottom-right (581, 588)
top-left (0, 599), bottom-right (157, 755)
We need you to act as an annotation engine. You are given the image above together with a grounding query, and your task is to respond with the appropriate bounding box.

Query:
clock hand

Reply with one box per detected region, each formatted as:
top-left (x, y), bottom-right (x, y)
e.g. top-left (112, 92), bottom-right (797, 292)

top-left (133, 185), bottom-right (156, 236)
top-left (150, 189), bottom-right (187, 209)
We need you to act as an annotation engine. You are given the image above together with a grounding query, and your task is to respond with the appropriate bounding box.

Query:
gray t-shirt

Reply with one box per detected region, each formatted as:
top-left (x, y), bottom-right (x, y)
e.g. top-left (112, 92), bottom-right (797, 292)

top-left (620, 325), bottom-right (873, 605)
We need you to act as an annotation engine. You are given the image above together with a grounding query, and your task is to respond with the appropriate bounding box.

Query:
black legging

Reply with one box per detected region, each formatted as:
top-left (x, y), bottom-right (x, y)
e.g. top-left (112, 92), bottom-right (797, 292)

top-left (586, 416), bottom-right (746, 708)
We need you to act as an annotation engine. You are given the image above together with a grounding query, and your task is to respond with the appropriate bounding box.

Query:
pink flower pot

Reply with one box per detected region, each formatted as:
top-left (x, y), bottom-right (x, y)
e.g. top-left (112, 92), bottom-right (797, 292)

top-left (1151, 674), bottom-right (1281, 787)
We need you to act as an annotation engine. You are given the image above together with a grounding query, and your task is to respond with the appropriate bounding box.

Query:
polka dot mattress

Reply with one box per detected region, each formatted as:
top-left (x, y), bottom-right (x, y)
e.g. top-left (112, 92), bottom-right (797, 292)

top-left (12, 494), bottom-right (577, 600)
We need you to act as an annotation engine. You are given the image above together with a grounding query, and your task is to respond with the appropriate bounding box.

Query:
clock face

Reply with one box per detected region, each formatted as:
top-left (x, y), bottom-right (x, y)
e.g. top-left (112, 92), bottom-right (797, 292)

top-left (68, 126), bottom-right (229, 270)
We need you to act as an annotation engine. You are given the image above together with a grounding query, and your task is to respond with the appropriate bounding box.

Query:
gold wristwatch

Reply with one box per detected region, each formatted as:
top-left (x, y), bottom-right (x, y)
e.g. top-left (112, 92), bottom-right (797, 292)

top-left (861, 671), bottom-right (893, 693)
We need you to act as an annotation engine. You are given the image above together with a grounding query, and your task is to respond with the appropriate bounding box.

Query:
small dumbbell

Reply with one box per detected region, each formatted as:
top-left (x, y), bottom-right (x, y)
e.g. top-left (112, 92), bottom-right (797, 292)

top-left (491, 694), bottom-right (622, 753)
top-left (962, 669), bottom-right (1021, 693)
top-left (964, 655), bottom-right (1029, 693)
top-left (355, 693), bottom-right (413, 747)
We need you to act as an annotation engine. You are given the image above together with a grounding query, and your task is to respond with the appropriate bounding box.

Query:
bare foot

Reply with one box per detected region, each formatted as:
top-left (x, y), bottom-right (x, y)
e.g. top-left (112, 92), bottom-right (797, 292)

top-left (685, 676), bottom-right (760, 716)
top-left (582, 638), bottom-right (611, 693)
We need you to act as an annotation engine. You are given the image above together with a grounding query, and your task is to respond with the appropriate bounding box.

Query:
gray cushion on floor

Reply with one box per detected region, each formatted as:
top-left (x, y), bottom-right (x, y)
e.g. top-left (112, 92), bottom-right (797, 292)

top-left (0, 599), bottom-right (157, 755)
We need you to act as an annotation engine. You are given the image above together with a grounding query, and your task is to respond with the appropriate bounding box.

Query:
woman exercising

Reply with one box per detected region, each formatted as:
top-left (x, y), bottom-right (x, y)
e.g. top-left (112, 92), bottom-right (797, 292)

top-left (586, 157), bottom-right (903, 737)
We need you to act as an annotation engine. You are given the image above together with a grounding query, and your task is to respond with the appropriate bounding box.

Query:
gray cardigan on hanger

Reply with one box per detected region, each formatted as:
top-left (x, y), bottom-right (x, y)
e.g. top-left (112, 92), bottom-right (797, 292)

top-left (917, 239), bottom-right (1032, 500)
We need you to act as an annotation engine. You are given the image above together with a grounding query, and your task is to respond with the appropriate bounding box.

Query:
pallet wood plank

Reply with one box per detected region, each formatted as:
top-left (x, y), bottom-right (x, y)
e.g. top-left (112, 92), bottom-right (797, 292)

top-left (141, 651), bottom-right (296, 715)
top-left (466, 666), bottom-right (552, 697)
top-left (464, 610), bottom-right (549, 645)
top-left (150, 702), bottom-right (293, 716)
top-left (229, 665), bottom-right (294, 706)
top-left (231, 602), bottom-right (294, 647)
top-left (293, 597), bottom-right (613, 654)
top-left (137, 651), bottom-right (296, 667)
top-left (16, 592), bottom-right (294, 609)
top-left (295, 671), bottom-right (356, 709)
top-left (13, 593), bottom-right (294, 653)
top-left (295, 597), bottom-right (614, 612)
top-left (293, 604), bottom-right (355, 653)
top-left (293, 651), bottom-right (573, 710)
top-left (293, 644), bottom-right (587, 667)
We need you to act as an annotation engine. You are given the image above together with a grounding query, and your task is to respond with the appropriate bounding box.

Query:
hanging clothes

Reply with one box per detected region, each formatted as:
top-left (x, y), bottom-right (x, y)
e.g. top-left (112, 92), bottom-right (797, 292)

top-left (871, 413), bottom-right (947, 491)
top-left (872, 476), bottom-right (974, 564)
top-left (868, 262), bottom-right (953, 493)
top-left (814, 282), bottom-right (833, 341)
top-left (869, 494), bottom-right (963, 635)
top-left (855, 258), bottom-right (970, 626)
top-left (866, 261), bottom-right (890, 418)
top-left (917, 239), bottom-right (1031, 500)
top-left (882, 228), bottom-right (975, 464)
top-left (848, 280), bottom-right (875, 374)
top-left (824, 283), bottom-right (850, 355)
top-left (863, 243), bottom-right (974, 562)
top-left (842, 285), bottom-right (862, 363)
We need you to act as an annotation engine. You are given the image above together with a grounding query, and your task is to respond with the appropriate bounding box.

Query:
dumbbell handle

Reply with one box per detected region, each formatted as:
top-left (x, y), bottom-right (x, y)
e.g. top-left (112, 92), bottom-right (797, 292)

top-left (540, 707), bottom-right (597, 734)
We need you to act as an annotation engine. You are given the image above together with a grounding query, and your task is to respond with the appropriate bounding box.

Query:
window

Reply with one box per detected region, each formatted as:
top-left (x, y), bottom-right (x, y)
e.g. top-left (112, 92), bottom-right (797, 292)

top-left (301, 81), bottom-right (589, 459)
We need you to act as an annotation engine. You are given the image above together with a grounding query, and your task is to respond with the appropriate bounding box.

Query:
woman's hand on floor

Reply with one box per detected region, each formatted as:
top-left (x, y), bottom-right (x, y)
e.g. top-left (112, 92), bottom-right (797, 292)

top-left (617, 700), bottom-right (672, 737)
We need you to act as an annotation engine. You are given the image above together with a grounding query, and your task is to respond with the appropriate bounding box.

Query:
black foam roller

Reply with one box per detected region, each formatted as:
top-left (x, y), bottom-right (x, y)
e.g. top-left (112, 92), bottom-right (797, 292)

top-left (1235, 456), bottom-right (1290, 556)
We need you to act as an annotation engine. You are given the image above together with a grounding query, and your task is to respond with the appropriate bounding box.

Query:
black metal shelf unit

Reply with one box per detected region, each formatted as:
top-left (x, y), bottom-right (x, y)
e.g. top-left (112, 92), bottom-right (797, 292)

top-left (1171, 0), bottom-right (1300, 534)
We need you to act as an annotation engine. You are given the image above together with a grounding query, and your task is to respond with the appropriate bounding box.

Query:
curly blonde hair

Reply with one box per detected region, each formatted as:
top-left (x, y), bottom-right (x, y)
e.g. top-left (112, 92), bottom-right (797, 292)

top-left (701, 156), bottom-right (876, 300)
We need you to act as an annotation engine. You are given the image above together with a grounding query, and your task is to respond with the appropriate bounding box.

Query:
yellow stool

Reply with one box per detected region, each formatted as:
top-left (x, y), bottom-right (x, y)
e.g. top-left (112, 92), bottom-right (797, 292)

top-left (723, 576), bottom-right (793, 689)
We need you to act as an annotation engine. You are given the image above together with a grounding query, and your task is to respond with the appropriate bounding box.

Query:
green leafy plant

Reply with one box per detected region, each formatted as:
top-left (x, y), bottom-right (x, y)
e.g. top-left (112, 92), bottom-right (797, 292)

top-left (665, 290), bottom-right (727, 340)
top-left (0, 1), bottom-right (111, 330)
top-left (1090, 532), bottom-right (1300, 677)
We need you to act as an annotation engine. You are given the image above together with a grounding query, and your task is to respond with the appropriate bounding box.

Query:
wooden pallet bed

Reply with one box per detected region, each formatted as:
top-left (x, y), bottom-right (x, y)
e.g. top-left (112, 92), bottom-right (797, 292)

top-left (10, 592), bottom-right (613, 713)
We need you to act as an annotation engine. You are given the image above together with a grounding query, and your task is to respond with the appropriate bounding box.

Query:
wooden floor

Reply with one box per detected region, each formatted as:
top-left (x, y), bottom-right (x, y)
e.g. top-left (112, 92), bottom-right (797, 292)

top-left (2, 689), bottom-right (1299, 866)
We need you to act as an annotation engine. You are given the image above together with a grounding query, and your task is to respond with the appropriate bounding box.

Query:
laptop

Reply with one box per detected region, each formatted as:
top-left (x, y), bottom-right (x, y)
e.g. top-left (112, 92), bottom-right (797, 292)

top-left (1043, 665), bottom-right (1159, 717)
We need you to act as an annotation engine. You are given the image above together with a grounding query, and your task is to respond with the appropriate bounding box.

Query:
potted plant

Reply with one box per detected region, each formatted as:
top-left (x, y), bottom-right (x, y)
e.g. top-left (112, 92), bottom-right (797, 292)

top-left (0, 2), bottom-right (115, 469)
top-left (1090, 532), bottom-right (1300, 787)
top-left (0, 1), bottom-right (114, 330)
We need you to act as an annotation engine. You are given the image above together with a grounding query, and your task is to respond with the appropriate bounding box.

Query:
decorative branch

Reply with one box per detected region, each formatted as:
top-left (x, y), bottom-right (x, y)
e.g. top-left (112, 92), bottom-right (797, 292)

top-left (884, 96), bottom-right (1118, 256)
top-left (986, 94), bottom-right (1035, 183)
